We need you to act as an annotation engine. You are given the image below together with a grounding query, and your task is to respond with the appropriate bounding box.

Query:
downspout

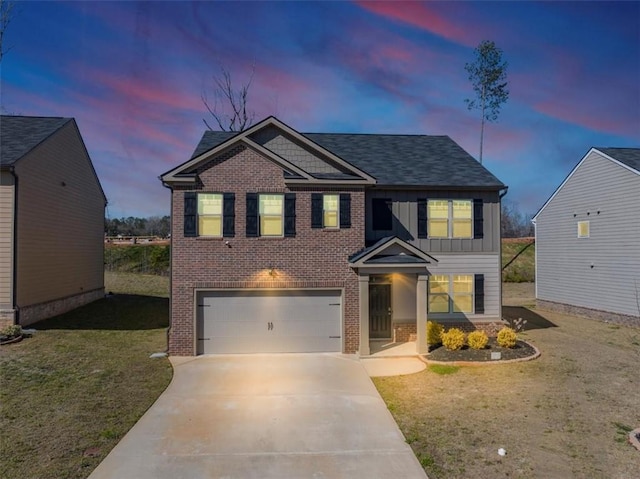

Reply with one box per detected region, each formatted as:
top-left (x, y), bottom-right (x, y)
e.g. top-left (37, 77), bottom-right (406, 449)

top-left (498, 186), bottom-right (508, 323)
top-left (7, 166), bottom-right (19, 325)
top-left (160, 178), bottom-right (173, 355)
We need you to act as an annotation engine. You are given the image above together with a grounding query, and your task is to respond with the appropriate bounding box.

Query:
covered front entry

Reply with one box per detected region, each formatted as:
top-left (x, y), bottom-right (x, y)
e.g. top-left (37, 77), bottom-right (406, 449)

top-left (349, 237), bottom-right (435, 356)
top-left (196, 289), bottom-right (342, 354)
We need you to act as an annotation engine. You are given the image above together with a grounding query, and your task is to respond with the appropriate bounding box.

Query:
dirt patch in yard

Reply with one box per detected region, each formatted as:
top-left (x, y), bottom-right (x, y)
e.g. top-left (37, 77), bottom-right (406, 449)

top-left (374, 283), bottom-right (640, 479)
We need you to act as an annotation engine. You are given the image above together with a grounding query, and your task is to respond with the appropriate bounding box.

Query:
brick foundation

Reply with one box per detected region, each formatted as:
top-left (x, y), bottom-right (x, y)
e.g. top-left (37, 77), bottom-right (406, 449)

top-left (537, 299), bottom-right (640, 328)
top-left (18, 288), bottom-right (105, 326)
top-left (393, 323), bottom-right (417, 342)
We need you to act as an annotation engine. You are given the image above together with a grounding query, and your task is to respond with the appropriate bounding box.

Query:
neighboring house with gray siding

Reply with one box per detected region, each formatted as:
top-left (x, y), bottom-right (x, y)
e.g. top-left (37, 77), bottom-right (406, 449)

top-left (0, 116), bottom-right (106, 327)
top-left (161, 116), bottom-right (507, 356)
top-left (533, 147), bottom-right (640, 326)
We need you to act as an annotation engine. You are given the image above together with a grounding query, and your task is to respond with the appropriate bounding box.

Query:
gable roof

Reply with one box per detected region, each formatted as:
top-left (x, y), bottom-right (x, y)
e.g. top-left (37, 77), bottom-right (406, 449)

top-left (164, 116), bottom-right (505, 189)
top-left (0, 116), bottom-right (72, 167)
top-left (533, 147), bottom-right (640, 221)
top-left (349, 236), bottom-right (436, 268)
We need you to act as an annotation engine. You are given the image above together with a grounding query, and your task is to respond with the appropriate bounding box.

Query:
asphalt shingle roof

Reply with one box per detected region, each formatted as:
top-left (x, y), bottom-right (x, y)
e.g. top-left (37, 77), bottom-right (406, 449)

top-left (0, 116), bottom-right (71, 166)
top-left (597, 147), bottom-right (640, 173)
top-left (192, 129), bottom-right (505, 189)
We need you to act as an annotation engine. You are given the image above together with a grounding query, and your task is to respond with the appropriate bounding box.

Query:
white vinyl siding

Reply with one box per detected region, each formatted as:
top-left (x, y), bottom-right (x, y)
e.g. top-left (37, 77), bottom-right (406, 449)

top-left (535, 150), bottom-right (640, 317)
top-left (13, 122), bottom-right (105, 311)
top-left (0, 172), bottom-right (15, 308)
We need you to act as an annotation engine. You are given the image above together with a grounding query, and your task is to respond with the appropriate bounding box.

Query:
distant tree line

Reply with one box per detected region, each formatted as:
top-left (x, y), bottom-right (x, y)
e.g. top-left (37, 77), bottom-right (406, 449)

top-left (502, 201), bottom-right (534, 238)
top-left (105, 216), bottom-right (170, 238)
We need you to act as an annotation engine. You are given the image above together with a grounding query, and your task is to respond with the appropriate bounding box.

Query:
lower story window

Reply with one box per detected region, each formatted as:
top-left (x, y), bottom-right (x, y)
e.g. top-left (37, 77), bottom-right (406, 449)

top-left (428, 274), bottom-right (474, 313)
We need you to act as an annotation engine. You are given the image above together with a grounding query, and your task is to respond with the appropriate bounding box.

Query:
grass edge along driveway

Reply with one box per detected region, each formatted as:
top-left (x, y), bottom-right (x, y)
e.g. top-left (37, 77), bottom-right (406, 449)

top-left (0, 272), bottom-right (172, 479)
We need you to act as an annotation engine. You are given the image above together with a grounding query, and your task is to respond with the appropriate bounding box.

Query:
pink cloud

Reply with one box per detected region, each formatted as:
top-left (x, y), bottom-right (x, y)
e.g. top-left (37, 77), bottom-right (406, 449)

top-left (356, 1), bottom-right (477, 47)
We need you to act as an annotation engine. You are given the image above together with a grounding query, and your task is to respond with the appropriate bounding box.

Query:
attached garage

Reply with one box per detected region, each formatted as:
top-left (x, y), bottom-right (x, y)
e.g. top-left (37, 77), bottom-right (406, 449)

top-left (196, 289), bottom-right (343, 354)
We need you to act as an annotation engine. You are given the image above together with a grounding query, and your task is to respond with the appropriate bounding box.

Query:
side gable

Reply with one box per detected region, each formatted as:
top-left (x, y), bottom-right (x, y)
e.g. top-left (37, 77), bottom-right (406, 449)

top-left (0, 116), bottom-right (71, 167)
top-left (533, 147), bottom-right (640, 221)
top-left (160, 117), bottom-right (376, 186)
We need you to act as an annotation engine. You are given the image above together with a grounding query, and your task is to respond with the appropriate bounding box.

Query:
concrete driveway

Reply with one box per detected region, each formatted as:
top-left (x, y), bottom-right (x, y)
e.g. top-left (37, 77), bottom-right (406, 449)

top-left (89, 354), bottom-right (428, 479)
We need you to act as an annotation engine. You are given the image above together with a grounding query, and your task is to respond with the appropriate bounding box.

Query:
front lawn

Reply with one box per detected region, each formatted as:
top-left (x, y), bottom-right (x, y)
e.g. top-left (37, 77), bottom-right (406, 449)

top-left (0, 272), bottom-right (172, 479)
top-left (374, 287), bottom-right (640, 478)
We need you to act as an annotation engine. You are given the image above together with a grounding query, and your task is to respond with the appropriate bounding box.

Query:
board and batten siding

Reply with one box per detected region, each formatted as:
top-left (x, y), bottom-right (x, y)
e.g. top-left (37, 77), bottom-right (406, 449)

top-left (535, 150), bottom-right (640, 317)
top-left (13, 121), bottom-right (105, 311)
top-left (366, 190), bottom-right (501, 253)
top-left (426, 253), bottom-right (501, 321)
top-left (0, 171), bottom-right (15, 309)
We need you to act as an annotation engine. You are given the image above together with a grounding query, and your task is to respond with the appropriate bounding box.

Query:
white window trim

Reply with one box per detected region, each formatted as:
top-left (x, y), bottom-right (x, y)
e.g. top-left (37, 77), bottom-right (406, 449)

top-left (323, 194), bottom-right (340, 229)
top-left (427, 199), bottom-right (473, 239)
top-left (428, 274), bottom-right (475, 314)
top-left (577, 220), bottom-right (590, 238)
top-left (197, 193), bottom-right (223, 238)
top-left (259, 194), bottom-right (284, 237)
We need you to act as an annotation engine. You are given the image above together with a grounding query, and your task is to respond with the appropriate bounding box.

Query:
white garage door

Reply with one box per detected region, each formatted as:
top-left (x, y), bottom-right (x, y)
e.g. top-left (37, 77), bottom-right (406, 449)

top-left (196, 290), bottom-right (342, 354)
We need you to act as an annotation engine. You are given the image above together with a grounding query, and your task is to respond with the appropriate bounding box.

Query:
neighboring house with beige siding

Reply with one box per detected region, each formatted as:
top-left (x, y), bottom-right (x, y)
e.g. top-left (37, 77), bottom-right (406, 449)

top-left (0, 116), bottom-right (106, 327)
top-left (533, 147), bottom-right (640, 327)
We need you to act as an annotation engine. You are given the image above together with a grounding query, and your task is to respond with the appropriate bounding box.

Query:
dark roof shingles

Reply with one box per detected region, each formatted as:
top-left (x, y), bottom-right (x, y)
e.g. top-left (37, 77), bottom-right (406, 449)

top-left (597, 147), bottom-right (640, 173)
top-left (0, 116), bottom-right (71, 166)
top-left (192, 130), bottom-right (505, 188)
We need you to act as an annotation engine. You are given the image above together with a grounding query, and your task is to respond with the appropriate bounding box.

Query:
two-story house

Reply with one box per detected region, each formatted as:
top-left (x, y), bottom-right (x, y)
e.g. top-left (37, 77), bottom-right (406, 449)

top-left (160, 117), bottom-right (506, 356)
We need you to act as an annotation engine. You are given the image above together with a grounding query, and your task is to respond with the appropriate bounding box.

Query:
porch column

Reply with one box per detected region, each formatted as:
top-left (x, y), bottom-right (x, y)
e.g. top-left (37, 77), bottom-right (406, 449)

top-left (358, 274), bottom-right (370, 356)
top-left (416, 274), bottom-right (428, 354)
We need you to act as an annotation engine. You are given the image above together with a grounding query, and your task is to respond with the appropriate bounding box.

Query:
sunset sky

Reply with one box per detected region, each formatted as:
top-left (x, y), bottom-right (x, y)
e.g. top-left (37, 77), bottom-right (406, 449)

top-left (2, 1), bottom-right (638, 219)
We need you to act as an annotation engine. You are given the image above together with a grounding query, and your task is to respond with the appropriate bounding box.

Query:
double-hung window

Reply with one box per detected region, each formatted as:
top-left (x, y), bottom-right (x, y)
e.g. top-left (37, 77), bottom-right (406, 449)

top-left (323, 194), bottom-right (339, 229)
top-left (428, 274), bottom-right (475, 314)
top-left (198, 193), bottom-right (223, 237)
top-left (259, 194), bottom-right (283, 236)
top-left (427, 199), bottom-right (473, 238)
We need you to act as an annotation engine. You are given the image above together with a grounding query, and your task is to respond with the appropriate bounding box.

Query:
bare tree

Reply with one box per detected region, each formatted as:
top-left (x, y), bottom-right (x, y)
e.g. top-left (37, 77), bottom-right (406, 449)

top-left (202, 64), bottom-right (255, 132)
top-left (0, 0), bottom-right (14, 62)
top-left (465, 40), bottom-right (509, 164)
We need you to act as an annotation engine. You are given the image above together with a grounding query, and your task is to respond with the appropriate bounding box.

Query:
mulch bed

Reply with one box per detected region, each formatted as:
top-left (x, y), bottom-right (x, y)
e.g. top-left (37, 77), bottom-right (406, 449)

top-left (427, 339), bottom-right (537, 362)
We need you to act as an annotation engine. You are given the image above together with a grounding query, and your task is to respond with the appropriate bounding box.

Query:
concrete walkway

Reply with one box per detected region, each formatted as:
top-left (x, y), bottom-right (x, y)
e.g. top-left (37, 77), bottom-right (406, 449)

top-left (89, 354), bottom-right (428, 479)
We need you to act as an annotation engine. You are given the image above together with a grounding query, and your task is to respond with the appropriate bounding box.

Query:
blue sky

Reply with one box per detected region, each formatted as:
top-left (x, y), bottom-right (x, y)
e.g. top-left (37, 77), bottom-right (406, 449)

top-left (2, 1), bottom-right (638, 219)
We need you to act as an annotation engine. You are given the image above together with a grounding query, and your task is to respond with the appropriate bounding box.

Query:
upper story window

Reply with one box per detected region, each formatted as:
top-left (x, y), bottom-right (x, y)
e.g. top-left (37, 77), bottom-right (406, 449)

top-left (372, 198), bottom-right (393, 230)
top-left (427, 199), bottom-right (473, 238)
top-left (323, 194), bottom-right (339, 229)
top-left (259, 194), bottom-right (284, 236)
top-left (577, 221), bottom-right (590, 238)
top-left (198, 193), bottom-right (223, 237)
top-left (184, 192), bottom-right (235, 238)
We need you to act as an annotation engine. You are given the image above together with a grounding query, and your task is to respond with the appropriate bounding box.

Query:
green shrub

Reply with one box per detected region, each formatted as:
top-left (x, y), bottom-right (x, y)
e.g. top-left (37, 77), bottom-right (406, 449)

top-left (427, 321), bottom-right (444, 346)
top-left (497, 327), bottom-right (517, 348)
top-left (0, 324), bottom-right (21, 338)
top-left (467, 330), bottom-right (489, 350)
top-left (441, 328), bottom-right (466, 351)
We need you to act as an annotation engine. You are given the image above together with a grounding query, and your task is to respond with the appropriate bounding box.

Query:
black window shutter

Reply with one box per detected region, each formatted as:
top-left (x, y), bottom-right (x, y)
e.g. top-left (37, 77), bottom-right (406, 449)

top-left (474, 274), bottom-right (485, 314)
top-left (284, 193), bottom-right (296, 237)
top-left (222, 193), bottom-right (235, 237)
top-left (372, 198), bottom-right (393, 230)
top-left (311, 193), bottom-right (323, 228)
top-left (184, 192), bottom-right (197, 237)
top-left (246, 193), bottom-right (258, 237)
top-left (339, 193), bottom-right (351, 228)
top-left (417, 198), bottom-right (428, 238)
top-left (473, 199), bottom-right (484, 239)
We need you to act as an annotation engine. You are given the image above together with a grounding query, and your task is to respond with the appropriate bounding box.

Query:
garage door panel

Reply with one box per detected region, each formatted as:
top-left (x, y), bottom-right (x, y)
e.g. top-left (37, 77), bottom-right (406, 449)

top-left (197, 290), bottom-right (342, 354)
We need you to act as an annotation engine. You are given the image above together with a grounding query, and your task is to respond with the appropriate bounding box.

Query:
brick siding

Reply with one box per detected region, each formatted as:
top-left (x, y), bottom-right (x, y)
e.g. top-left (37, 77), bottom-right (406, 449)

top-left (169, 145), bottom-right (365, 355)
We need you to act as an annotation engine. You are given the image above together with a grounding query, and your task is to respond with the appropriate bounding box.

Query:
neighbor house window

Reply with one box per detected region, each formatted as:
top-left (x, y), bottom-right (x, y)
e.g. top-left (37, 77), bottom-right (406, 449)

top-left (323, 194), bottom-right (339, 228)
top-left (198, 193), bottom-right (223, 237)
top-left (427, 199), bottom-right (473, 238)
top-left (577, 221), bottom-right (590, 238)
top-left (428, 274), bottom-right (474, 314)
top-left (259, 194), bottom-right (283, 236)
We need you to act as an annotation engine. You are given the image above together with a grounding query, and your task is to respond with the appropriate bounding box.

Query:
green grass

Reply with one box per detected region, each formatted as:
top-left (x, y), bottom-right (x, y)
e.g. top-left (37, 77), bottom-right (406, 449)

top-left (104, 244), bottom-right (169, 276)
top-left (501, 238), bottom-right (535, 282)
top-left (428, 364), bottom-right (461, 375)
top-left (0, 272), bottom-right (172, 479)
